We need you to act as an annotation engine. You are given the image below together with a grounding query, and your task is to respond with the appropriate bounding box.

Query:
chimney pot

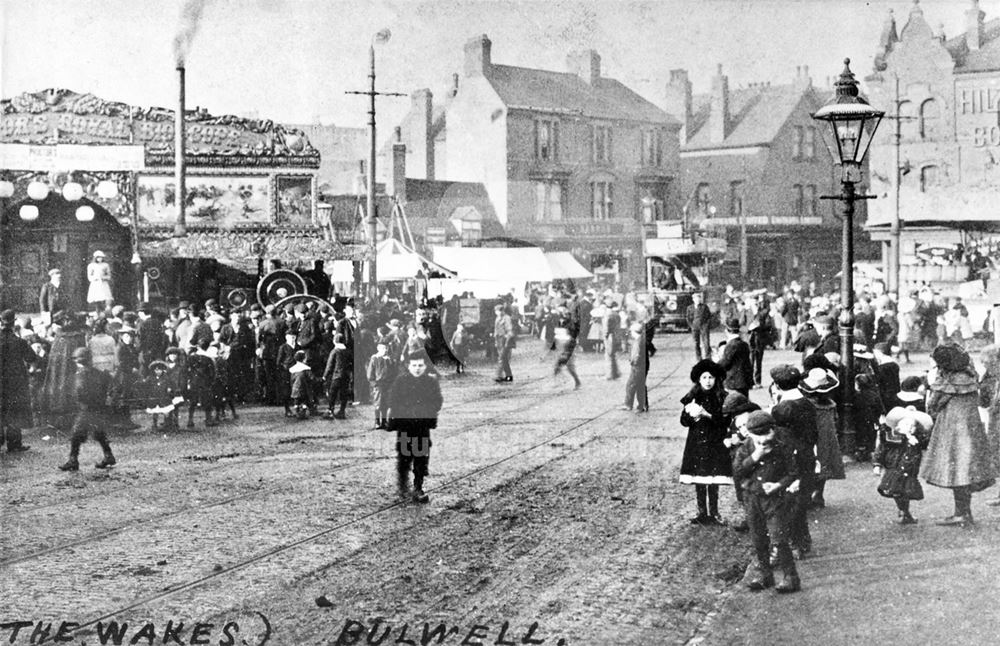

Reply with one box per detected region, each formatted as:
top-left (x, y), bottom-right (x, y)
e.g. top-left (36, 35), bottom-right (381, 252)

top-left (710, 64), bottom-right (730, 144)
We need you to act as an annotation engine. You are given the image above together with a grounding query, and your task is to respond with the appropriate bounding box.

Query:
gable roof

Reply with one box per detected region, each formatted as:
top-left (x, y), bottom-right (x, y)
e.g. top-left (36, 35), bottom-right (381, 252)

top-left (403, 178), bottom-right (504, 238)
top-left (945, 18), bottom-right (1000, 73)
top-left (485, 64), bottom-right (677, 126)
top-left (684, 83), bottom-right (823, 151)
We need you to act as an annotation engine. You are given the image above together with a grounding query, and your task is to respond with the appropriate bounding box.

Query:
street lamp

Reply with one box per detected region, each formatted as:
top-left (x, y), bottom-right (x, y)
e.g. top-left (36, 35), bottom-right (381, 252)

top-left (812, 57), bottom-right (884, 457)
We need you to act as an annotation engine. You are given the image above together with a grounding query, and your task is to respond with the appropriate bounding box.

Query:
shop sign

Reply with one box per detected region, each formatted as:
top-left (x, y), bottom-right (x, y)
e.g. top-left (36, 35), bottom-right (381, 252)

top-left (425, 227), bottom-right (447, 245)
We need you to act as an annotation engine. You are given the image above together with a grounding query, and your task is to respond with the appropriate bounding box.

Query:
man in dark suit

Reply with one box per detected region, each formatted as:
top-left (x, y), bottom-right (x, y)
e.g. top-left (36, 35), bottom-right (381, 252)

top-left (38, 269), bottom-right (66, 326)
top-left (718, 318), bottom-right (753, 397)
top-left (813, 315), bottom-right (840, 357)
top-left (137, 304), bottom-right (168, 377)
top-left (685, 291), bottom-right (713, 361)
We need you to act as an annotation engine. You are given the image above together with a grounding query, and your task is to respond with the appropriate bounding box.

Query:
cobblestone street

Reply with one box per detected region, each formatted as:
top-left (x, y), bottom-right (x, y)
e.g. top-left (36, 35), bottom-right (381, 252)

top-left (4, 334), bottom-right (1000, 645)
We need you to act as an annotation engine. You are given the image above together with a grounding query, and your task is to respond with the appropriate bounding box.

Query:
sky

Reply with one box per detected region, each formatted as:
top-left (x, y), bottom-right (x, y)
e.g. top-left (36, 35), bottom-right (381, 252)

top-left (4, 0), bottom-right (1000, 136)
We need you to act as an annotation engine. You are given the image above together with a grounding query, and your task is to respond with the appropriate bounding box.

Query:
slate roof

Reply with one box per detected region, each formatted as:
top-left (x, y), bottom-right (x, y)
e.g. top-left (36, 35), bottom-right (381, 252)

top-left (683, 83), bottom-right (825, 151)
top-left (485, 64), bottom-right (678, 126)
top-left (403, 178), bottom-right (504, 239)
top-left (945, 18), bottom-right (1000, 73)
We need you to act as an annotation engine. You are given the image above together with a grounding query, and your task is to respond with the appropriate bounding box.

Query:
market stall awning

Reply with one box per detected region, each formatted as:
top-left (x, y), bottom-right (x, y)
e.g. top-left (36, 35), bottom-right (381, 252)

top-left (431, 246), bottom-right (553, 282)
top-left (544, 252), bottom-right (593, 279)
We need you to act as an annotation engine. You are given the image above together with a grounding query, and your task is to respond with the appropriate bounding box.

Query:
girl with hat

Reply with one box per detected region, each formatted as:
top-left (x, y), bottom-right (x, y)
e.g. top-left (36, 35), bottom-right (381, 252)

top-left (873, 407), bottom-right (933, 524)
top-left (679, 359), bottom-right (732, 525)
top-left (799, 367), bottom-right (845, 508)
top-left (920, 344), bottom-right (998, 526)
top-left (87, 250), bottom-right (113, 313)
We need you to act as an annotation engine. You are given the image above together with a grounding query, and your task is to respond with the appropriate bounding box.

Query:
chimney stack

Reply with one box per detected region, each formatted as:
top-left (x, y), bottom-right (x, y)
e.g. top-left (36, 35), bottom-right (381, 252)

top-left (710, 64), bottom-right (730, 144)
top-left (967, 0), bottom-right (985, 50)
top-left (174, 65), bottom-right (186, 237)
top-left (464, 34), bottom-right (492, 77)
top-left (411, 89), bottom-right (435, 180)
top-left (567, 49), bottom-right (601, 85)
top-left (388, 126), bottom-right (407, 203)
top-left (665, 69), bottom-right (692, 145)
top-left (794, 64), bottom-right (812, 89)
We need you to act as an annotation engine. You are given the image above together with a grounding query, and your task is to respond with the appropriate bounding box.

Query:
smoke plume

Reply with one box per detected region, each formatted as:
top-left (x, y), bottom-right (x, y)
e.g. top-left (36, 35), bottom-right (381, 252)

top-left (174, 0), bottom-right (211, 66)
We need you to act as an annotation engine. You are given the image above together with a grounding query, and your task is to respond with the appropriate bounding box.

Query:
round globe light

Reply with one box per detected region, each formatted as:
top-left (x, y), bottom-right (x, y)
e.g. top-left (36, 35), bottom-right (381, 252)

top-left (26, 181), bottom-right (49, 201)
top-left (75, 205), bottom-right (95, 222)
top-left (0, 180), bottom-right (14, 198)
top-left (19, 204), bottom-right (39, 221)
top-left (62, 182), bottom-right (85, 202)
top-left (97, 180), bottom-right (118, 199)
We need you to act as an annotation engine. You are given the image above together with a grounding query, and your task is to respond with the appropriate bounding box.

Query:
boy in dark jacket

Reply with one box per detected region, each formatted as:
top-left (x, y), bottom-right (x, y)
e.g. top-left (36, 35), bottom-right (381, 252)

top-left (386, 351), bottom-right (443, 503)
top-left (323, 333), bottom-right (351, 420)
top-left (185, 339), bottom-right (217, 429)
top-left (58, 348), bottom-right (115, 471)
top-left (733, 410), bottom-right (801, 593)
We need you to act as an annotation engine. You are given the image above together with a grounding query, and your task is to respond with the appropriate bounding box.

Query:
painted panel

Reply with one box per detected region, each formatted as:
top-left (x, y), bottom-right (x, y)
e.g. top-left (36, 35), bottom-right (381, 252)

top-left (137, 174), bottom-right (271, 225)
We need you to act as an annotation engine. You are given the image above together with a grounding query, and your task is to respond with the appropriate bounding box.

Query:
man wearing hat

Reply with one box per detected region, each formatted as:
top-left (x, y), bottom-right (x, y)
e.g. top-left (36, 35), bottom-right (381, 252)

top-left (1, 310), bottom-right (35, 454)
top-left (257, 304), bottom-right (288, 405)
top-left (685, 291), bottom-right (713, 361)
top-left (733, 410), bottom-right (801, 593)
top-left (114, 323), bottom-right (141, 429)
top-left (173, 301), bottom-right (193, 349)
top-left (38, 269), bottom-right (66, 327)
top-left (137, 304), bottom-right (168, 378)
top-left (717, 318), bottom-right (753, 397)
top-left (812, 315), bottom-right (840, 356)
top-left (86, 250), bottom-right (114, 313)
top-left (59, 347), bottom-right (116, 471)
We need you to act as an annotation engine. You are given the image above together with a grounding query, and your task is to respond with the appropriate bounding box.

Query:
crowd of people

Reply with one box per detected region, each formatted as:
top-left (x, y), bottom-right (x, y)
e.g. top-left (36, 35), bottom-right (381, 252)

top-left (672, 281), bottom-right (1000, 595)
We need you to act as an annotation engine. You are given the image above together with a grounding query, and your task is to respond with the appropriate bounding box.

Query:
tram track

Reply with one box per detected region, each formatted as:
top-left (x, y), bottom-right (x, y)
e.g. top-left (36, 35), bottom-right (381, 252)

top-left (60, 332), bottom-right (692, 631)
top-left (0, 372), bottom-right (560, 565)
top-left (1, 370), bottom-right (553, 518)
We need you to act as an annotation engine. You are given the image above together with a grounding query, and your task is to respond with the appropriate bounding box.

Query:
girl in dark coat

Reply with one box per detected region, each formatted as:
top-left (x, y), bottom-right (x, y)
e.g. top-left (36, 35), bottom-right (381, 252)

top-left (921, 344), bottom-right (999, 526)
top-left (679, 359), bottom-right (731, 525)
top-left (874, 407), bottom-right (932, 524)
top-left (978, 345), bottom-right (1000, 507)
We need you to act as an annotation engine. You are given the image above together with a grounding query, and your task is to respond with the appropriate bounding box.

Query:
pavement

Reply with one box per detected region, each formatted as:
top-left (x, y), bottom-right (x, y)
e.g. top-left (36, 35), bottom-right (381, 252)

top-left (2, 333), bottom-right (999, 645)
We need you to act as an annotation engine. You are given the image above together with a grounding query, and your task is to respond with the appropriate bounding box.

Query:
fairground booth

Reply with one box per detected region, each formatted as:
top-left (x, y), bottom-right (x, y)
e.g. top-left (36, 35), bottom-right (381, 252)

top-left (0, 88), bottom-right (367, 313)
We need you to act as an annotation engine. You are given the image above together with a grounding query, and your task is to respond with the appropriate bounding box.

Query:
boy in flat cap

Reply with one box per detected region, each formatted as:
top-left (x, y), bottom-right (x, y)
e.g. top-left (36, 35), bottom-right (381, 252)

top-left (733, 410), bottom-right (801, 593)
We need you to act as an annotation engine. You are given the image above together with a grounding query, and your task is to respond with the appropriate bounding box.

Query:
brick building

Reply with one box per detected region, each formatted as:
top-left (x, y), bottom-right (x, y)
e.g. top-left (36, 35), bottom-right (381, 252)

top-left (669, 65), bottom-right (877, 291)
top-left (394, 35), bottom-right (682, 288)
top-left (866, 0), bottom-right (1000, 288)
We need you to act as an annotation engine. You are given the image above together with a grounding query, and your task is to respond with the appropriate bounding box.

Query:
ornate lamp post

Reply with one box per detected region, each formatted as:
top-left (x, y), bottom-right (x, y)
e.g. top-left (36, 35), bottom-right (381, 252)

top-left (812, 58), bottom-right (884, 456)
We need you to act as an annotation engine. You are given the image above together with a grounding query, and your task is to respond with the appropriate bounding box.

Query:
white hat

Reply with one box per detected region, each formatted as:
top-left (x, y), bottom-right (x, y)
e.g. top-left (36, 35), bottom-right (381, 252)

top-left (93, 250), bottom-right (106, 259)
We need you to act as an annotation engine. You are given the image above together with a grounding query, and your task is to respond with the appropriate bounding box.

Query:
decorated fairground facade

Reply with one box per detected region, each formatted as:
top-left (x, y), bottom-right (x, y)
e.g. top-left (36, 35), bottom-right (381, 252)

top-left (0, 89), bottom-right (366, 313)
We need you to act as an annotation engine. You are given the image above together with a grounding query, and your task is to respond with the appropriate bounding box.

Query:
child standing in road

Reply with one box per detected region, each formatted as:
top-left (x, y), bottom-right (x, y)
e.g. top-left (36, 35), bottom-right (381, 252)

top-left (873, 407), bottom-right (933, 524)
top-left (450, 323), bottom-right (468, 374)
top-left (386, 351), bottom-right (443, 504)
top-left (289, 350), bottom-right (313, 420)
top-left (367, 341), bottom-right (396, 429)
top-left (679, 359), bottom-right (731, 525)
top-left (733, 411), bottom-right (801, 593)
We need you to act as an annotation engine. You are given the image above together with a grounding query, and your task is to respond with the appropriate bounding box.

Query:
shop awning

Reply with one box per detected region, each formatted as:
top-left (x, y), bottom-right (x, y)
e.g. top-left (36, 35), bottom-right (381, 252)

top-left (544, 252), bottom-right (593, 279)
top-left (431, 246), bottom-right (553, 282)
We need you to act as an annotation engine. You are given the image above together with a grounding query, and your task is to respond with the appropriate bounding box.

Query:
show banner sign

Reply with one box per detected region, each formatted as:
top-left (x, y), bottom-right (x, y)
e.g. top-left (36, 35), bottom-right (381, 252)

top-left (1, 89), bottom-right (319, 166)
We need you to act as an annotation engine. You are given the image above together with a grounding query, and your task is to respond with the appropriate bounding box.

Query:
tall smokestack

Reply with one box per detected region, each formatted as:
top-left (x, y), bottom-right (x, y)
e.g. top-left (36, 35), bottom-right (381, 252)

top-left (174, 65), bottom-right (186, 236)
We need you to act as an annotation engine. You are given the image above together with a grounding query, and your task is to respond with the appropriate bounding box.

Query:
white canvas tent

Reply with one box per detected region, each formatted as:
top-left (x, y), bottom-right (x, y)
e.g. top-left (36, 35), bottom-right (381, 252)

top-left (428, 246), bottom-right (553, 302)
top-left (330, 238), bottom-right (456, 282)
top-left (544, 251), bottom-right (593, 280)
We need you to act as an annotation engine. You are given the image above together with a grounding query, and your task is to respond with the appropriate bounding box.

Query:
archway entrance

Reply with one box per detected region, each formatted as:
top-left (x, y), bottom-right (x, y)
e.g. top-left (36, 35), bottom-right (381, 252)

top-left (1, 194), bottom-right (132, 313)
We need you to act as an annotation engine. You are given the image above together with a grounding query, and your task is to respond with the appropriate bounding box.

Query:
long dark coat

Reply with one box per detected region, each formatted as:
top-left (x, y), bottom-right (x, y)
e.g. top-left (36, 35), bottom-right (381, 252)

top-left (43, 324), bottom-right (88, 415)
top-left (0, 328), bottom-right (36, 428)
top-left (718, 337), bottom-right (752, 394)
top-left (921, 368), bottom-right (998, 490)
top-left (678, 384), bottom-right (732, 485)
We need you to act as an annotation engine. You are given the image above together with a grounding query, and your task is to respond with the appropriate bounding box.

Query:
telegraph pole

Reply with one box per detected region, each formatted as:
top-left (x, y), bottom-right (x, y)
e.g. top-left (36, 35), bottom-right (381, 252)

top-left (346, 31), bottom-right (406, 307)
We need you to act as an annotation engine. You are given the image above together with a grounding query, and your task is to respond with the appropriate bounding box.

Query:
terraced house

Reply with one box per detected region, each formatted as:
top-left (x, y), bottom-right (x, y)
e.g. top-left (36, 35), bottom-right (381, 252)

top-left (440, 34), bottom-right (682, 287)
top-left (669, 64), bottom-right (877, 289)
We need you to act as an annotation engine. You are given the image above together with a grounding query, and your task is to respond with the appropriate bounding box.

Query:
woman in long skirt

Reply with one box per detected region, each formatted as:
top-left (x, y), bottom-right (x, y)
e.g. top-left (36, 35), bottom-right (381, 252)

top-left (921, 344), bottom-right (998, 526)
top-left (799, 367), bottom-right (845, 508)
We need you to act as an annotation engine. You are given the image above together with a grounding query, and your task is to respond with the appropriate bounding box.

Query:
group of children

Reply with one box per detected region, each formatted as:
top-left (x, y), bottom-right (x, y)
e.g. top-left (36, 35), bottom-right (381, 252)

top-left (677, 351), bottom-right (960, 595)
top-left (140, 339), bottom-right (240, 430)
